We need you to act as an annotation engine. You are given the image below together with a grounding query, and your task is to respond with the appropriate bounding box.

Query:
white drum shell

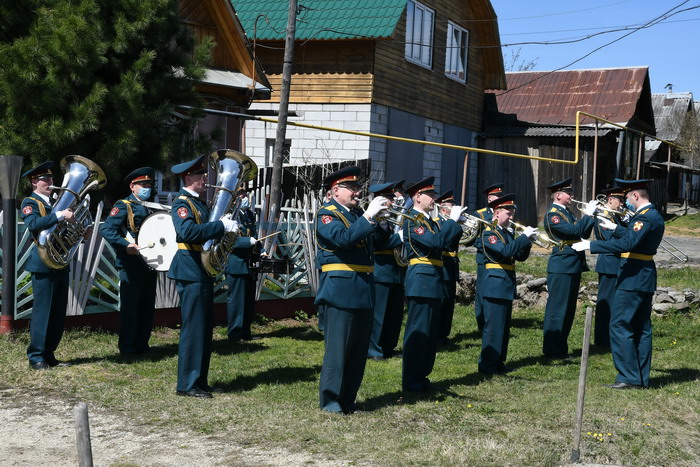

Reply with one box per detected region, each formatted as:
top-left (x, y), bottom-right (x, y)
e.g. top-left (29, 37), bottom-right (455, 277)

top-left (137, 211), bottom-right (177, 271)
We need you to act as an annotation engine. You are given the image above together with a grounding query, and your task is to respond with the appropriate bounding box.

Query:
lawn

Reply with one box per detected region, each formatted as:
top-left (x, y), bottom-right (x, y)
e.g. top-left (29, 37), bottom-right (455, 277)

top-left (1, 299), bottom-right (699, 466)
top-left (664, 213), bottom-right (700, 237)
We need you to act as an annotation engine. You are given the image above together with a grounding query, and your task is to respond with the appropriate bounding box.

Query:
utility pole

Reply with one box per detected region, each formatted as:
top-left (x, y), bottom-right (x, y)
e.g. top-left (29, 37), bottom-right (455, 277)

top-left (269, 0), bottom-right (298, 216)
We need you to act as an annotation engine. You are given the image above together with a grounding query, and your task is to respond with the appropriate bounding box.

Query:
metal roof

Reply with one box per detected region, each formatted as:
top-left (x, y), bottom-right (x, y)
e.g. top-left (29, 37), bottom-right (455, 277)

top-left (487, 67), bottom-right (651, 127)
top-left (233, 0), bottom-right (407, 41)
top-left (481, 126), bottom-right (611, 138)
top-left (651, 93), bottom-right (694, 142)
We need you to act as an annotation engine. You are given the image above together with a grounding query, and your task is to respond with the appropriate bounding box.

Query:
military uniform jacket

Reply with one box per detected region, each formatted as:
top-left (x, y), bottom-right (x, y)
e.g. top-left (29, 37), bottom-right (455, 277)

top-left (100, 194), bottom-right (152, 270)
top-left (437, 216), bottom-right (461, 282)
top-left (224, 207), bottom-right (258, 275)
top-left (315, 199), bottom-right (386, 309)
top-left (472, 207), bottom-right (493, 265)
top-left (403, 208), bottom-right (461, 299)
top-left (481, 225), bottom-right (532, 300)
top-left (167, 189), bottom-right (225, 283)
top-left (590, 204), bottom-right (664, 293)
top-left (373, 228), bottom-right (403, 284)
top-left (20, 194), bottom-right (65, 274)
top-left (544, 203), bottom-right (594, 273)
top-left (593, 213), bottom-right (626, 275)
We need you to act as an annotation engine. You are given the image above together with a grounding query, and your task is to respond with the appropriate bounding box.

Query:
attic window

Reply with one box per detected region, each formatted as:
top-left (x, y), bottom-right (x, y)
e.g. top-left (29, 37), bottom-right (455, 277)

top-left (405, 0), bottom-right (434, 69)
top-left (445, 22), bottom-right (469, 83)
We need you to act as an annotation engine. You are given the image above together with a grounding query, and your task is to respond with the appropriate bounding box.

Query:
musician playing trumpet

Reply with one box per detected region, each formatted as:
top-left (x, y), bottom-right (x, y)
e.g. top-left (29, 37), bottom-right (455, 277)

top-left (20, 162), bottom-right (75, 370)
top-left (435, 190), bottom-right (460, 346)
top-left (367, 180), bottom-right (406, 361)
top-left (479, 194), bottom-right (537, 375)
top-left (542, 177), bottom-right (596, 358)
top-left (401, 177), bottom-right (464, 393)
top-left (590, 187), bottom-right (627, 348)
top-left (101, 167), bottom-right (158, 357)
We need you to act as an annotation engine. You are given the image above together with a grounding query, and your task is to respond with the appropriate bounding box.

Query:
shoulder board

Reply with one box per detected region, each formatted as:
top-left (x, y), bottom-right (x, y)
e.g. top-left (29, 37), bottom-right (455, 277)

top-left (477, 208), bottom-right (487, 213)
top-left (549, 207), bottom-right (558, 213)
top-left (325, 205), bottom-right (338, 211)
top-left (639, 208), bottom-right (649, 215)
top-left (483, 226), bottom-right (493, 232)
top-left (432, 217), bottom-right (441, 222)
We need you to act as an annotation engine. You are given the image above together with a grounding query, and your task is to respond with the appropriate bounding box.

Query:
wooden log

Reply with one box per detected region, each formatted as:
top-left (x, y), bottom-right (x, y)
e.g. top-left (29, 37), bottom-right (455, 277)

top-left (73, 402), bottom-right (94, 467)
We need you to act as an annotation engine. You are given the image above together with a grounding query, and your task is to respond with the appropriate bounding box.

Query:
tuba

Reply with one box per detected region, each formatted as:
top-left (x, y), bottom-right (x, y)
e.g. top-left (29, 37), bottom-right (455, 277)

top-left (37, 155), bottom-right (106, 269)
top-left (201, 149), bottom-right (258, 277)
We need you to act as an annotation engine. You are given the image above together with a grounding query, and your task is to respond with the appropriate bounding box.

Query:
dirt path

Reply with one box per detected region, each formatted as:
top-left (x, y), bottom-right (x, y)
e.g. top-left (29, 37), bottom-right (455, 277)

top-left (0, 388), bottom-right (349, 467)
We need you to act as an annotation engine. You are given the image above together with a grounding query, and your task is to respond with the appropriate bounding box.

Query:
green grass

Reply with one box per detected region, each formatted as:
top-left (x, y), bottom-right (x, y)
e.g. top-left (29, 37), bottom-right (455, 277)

top-left (2, 301), bottom-right (699, 466)
top-left (665, 213), bottom-right (700, 237)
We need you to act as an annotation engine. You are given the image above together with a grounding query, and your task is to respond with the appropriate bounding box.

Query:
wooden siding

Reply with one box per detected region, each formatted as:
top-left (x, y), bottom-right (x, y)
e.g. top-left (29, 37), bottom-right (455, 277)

top-left (252, 41), bottom-right (374, 103)
top-left (373, 0), bottom-right (489, 131)
top-left (477, 136), bottom-right (619, 225)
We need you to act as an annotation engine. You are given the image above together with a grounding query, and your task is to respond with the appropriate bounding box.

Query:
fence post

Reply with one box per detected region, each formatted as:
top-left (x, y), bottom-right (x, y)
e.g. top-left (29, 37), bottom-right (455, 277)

top-left (74, 402), bottom-right (94, 467)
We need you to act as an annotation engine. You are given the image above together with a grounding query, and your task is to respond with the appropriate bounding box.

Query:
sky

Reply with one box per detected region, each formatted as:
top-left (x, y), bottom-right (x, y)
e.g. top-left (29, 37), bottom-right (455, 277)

top-left (489, 0), bottom-right (700, 97)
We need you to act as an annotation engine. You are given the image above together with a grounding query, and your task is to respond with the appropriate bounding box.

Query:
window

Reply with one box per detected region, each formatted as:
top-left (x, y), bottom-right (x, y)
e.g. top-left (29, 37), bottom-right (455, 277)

top-left (405, 0), bottom-right (434, 68)
top-left (445, 21), bottom-right (469, 83)
top-left (265, 138), bottom-right (291, 166)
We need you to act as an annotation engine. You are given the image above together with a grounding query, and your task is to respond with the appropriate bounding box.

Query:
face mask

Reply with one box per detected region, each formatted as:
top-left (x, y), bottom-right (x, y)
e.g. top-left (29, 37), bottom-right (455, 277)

top-left (239, 197), bottom-right (250, 209)
top-left (137, 187), bottom-right (151, 200)
top-left (625, 200), bottom-right (635, 212)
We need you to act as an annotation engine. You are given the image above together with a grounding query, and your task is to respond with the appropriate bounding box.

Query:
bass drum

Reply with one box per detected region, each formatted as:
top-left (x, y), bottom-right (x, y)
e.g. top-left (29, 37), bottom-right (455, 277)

top-left (137, 211), bottom-right (177, 271)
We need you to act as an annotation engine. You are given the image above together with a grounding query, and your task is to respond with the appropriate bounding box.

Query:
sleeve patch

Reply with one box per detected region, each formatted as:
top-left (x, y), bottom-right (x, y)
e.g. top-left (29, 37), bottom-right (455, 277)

top-left (414, 226), bottom-right (425, 235)
top-left (109, 207), bottom-right (120, 216)
top-left (551, 215), bottom-right (561, 224)
top-left (633, 221), bottom-right (644, 231)
top-left (22, 206), bottom-right (32, 215)
top-left (321, 215), bottom-right (333, 224)
top-left (488, 235), bottom-right (498, 244)
top-left (177, 207), bottom-right (189, 219)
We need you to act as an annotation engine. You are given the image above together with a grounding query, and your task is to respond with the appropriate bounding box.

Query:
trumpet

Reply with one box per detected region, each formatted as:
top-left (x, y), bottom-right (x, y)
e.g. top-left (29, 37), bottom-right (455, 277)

top-left (571, 197), bottom-right (627, 217)
top-left (509, 220), bottom-right (563, 249)
top-left (359, 197), bottom-right (417, 224)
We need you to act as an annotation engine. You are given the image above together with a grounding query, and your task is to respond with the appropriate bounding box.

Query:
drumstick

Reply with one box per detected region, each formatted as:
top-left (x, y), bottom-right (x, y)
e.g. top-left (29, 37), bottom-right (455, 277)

top-left (256, 231), bottom-right (281, 242)
top-left (137, 243), bottom-right (155, 250)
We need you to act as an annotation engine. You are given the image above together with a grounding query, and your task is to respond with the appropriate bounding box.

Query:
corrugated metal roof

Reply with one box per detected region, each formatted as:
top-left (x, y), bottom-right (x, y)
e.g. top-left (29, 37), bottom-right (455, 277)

top-left (486, 67), bottom-right (650, 127)
top-left (481, 126), bottom-right (611, 138)
top-left (651, 92), bottom-right (693, 142)
top-left (233, 0), bottom-right (406, 41)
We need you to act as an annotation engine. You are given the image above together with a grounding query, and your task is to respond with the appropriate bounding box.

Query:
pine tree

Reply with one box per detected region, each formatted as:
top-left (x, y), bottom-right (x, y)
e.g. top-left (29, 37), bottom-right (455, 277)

top-left (0, 0), bottom-right (214, 199)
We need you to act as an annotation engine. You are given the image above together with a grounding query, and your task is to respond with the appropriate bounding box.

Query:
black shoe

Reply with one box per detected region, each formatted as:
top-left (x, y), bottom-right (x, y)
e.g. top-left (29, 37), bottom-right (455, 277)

top-left (29, 361), bottom-right (50, 370)
top-left (203, 385), bottom-right (224, 394)
top-left (368, 356), bottom-right (386, 362)
top-left (46, 358), bottom-right (72, 368)
top-left (176, 388), bottom-right (213, 398)
top-left (495, 367), bottom-right (514, 375)
top-left (389, 351), bottom-right (403, 359)
top-left (606, 382), bottom-right (644, 390)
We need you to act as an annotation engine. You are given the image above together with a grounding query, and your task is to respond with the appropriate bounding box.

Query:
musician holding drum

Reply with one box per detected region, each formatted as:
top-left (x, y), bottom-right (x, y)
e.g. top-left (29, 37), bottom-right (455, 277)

top-left (20, 162), bottom-right (76, 370)
top-left (101, 167), bottom-right (158, 357)
top-left (169, 154), bottom-right (238, 398)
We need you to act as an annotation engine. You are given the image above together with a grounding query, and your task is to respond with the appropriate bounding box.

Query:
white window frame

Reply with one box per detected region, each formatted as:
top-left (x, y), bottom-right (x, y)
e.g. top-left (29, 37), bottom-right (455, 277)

top-left (405, 0), bottom-right (434, 69)
top-left (445, 21), bottom-right (469, 83)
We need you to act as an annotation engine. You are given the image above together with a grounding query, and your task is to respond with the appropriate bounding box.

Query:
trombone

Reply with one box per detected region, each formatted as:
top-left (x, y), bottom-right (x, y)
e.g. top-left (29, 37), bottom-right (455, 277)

top-left (509, 220), bottom-right (563, 249)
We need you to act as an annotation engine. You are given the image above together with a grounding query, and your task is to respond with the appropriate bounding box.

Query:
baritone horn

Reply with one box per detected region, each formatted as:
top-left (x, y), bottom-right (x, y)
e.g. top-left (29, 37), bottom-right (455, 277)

top-left (201, 149), bottom-right (258, 277)
top-left (37, 155), bottom-right (106, 269)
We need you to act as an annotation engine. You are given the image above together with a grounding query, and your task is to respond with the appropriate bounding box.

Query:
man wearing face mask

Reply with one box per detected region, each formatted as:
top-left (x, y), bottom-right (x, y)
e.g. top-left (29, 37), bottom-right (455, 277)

top-left (224, 187), bottom-right (260, 342)
top-left (102, 167), bottom-right (159, 357)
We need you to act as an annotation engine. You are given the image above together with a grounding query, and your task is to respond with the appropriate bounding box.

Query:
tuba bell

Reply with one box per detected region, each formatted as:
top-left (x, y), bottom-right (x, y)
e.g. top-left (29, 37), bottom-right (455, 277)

top-left (201, 149), bottom-right (258, 277)
top-left (37, 155), bottom-right (107, 269)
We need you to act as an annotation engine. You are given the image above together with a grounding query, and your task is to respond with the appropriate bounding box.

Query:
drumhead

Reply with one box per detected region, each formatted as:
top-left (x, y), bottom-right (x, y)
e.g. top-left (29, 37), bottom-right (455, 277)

top-left (137, 211), bottom-right (177, 271)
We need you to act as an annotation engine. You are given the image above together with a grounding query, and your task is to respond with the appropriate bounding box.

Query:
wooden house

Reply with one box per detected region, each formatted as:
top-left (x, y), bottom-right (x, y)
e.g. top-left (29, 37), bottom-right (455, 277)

top-left (234, 0), bottom-right (506, 202)
top-left (480, 67), bottom-right (656, 224)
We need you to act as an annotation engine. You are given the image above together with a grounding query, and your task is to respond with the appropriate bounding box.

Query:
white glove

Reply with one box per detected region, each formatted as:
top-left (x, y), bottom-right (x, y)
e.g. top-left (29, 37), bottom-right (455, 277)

top-left (449, 205), bottom-right (469, 221)
top-left (584, 200), bottom-right (598, 217)
top-left (221, 218), bottom-right (239, 233)
top-left (364, 196), bottom-right (389, 219)
top-left (571, 240), bottom-right (591, 251)
top-left (522, 226), bottom-right (538, 239)
top-left (397, 229), bottom-right (404, 242)
top-left (249, 237), bottom-right (258, 245)
top-left (598, 217), bottom-right (617, 231)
